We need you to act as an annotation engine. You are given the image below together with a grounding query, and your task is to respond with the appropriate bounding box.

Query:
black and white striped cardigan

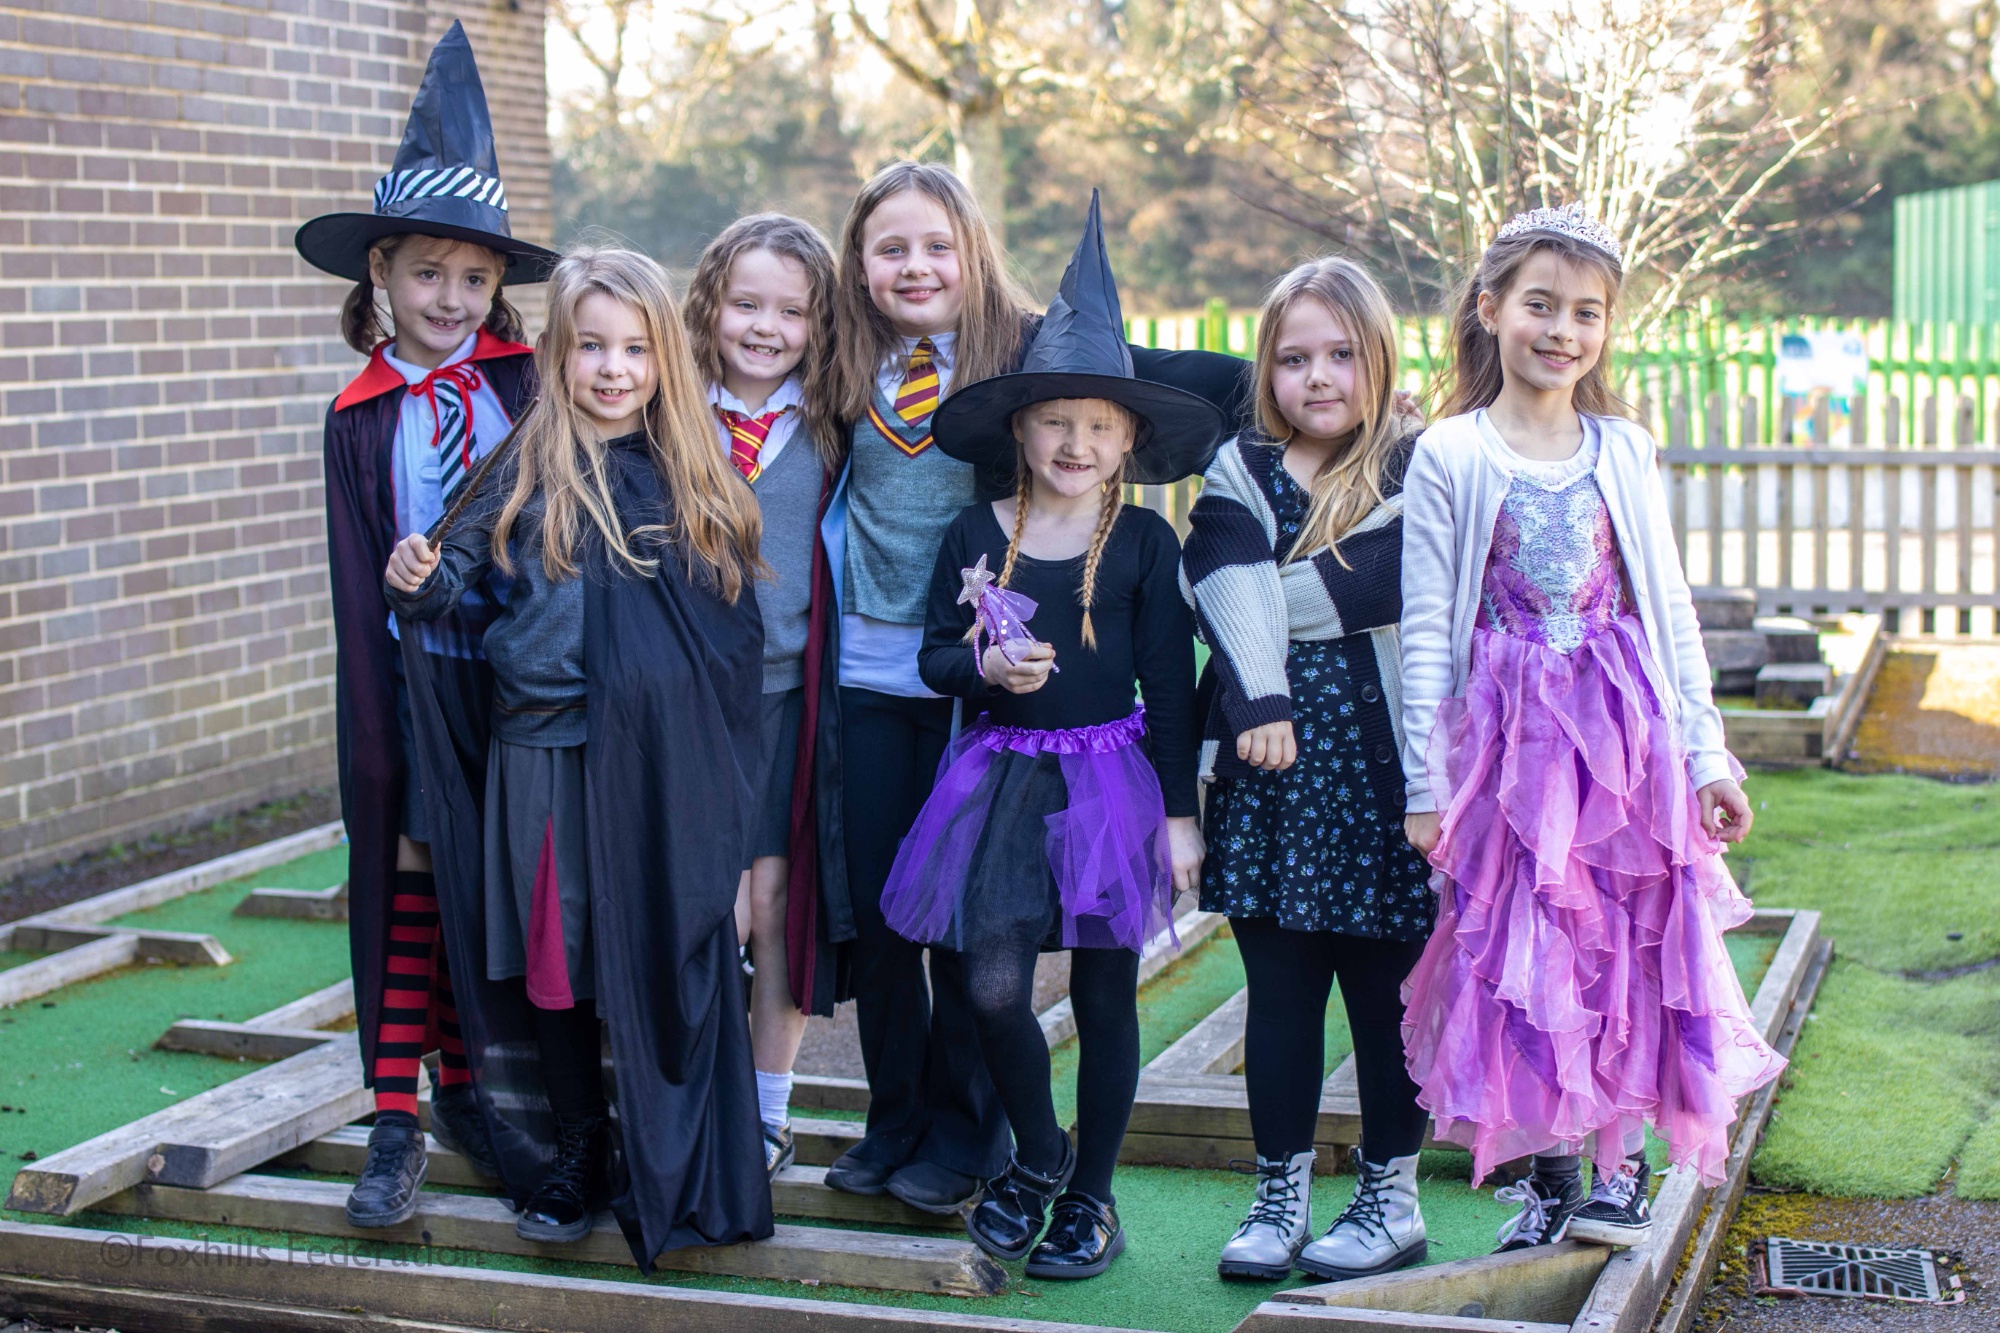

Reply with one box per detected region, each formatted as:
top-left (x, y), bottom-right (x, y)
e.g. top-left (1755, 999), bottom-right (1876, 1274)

top-left (1179, 432), bottom-right (1414, 813)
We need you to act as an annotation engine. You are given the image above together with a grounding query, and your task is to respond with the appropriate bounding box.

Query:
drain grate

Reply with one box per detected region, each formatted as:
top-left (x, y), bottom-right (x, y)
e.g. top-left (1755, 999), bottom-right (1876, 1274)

top-left (1752, 1236), bottom-right (1964, 1304)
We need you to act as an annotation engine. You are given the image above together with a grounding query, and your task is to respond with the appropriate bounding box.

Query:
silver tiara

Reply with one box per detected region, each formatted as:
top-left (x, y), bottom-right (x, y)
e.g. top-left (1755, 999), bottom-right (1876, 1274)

top-left (1494, 203), bottom-right (1621, 263)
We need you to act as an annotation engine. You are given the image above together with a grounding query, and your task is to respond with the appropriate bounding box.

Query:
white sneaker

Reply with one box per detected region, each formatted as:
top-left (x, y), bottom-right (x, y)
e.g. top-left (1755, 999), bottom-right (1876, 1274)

top-left (1297, 1152), bottom-right (1427, 1281)
top-left (1217, 1150), bottom-right (1314, 1280)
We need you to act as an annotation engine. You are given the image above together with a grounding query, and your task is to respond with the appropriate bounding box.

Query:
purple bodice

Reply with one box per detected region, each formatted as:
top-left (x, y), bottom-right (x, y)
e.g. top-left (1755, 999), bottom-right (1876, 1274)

top-left (1475, 469), bottom-right (1631, 654)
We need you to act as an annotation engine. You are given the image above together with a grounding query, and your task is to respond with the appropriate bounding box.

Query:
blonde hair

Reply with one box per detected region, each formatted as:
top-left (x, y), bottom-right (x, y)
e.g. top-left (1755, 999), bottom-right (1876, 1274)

top-left (830, 161), bottom-right (1035, 426)
top-left (491, 246), bottom-right (764, 601)
top-left (979, 401), bottom-right (1137, 651)
top-left (683, 213), bottom-right (843, 469)
top-left (1436, 229), bottom-right (1628, 420)
top-left (1254, 257), bottom-right (1405, 566)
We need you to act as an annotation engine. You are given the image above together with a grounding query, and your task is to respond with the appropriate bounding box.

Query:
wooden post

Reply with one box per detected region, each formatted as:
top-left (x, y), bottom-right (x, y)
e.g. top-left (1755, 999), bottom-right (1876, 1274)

top-left (1957, 395), bottom-right (1975, 631)
top-left (1921, 401), bottom-right (1941, 602)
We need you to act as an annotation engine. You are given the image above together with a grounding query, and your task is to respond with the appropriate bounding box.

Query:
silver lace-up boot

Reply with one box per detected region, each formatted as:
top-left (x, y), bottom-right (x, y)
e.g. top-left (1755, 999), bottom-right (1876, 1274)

top-left (1217, 1150), bottom-right (1314, 1280)
top-left (1297, 1152), bottom-right (1427, 1280)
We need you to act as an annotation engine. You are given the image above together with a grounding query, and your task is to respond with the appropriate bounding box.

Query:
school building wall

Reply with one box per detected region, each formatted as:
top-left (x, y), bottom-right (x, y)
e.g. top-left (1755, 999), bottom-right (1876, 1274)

top-left (0, 0), bottom-right (554, 882)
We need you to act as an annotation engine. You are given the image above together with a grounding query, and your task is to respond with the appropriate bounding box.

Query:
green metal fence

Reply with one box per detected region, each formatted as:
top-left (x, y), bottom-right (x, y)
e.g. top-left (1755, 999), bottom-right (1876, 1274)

top-left (1894, 179), bottom-right (2000, 327)
top-left (1125, 299), bottom-right (2000, 448)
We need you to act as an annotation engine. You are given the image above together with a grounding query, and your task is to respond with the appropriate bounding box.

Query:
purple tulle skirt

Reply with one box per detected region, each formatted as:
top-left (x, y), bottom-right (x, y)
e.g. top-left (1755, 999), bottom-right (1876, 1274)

top-left (881, 709), bottom-right (1176, 954)
top-left (1401, 615), bottom-right (1785, 1187)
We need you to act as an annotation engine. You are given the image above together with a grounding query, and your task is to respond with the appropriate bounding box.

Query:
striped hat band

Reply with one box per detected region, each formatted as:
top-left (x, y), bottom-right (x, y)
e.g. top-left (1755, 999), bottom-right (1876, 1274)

top-left (373, 165), bottom-right (509, 214)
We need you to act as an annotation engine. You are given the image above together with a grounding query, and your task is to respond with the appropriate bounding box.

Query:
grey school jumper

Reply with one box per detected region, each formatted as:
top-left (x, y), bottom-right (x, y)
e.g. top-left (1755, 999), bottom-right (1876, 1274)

top-left (751, 431), bottom-right (822, 693)
top-left (843, 382), bottom-right (975, 625)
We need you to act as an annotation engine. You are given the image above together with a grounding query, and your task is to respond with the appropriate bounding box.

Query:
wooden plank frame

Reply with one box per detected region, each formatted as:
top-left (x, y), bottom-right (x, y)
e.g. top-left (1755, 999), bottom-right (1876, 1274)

top-left (1229, 908), bottom-right (1827, 1333)
top-left (234, 879), bottom-right (350, 921)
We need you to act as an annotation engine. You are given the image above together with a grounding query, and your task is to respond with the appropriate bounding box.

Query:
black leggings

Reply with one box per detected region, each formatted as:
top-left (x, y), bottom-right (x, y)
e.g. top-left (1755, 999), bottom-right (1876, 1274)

top-left (961, 945), bottom-right (1140, 1203)
top-left (1234, 917), bottom-right (1428, 1163)
top-left (534, 999), bottom-right (608, 1119)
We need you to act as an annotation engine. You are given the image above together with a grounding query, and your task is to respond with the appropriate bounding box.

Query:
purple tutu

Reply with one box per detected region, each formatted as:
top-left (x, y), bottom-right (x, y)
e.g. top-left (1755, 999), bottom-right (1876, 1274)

top-left (1401, 615), bottom-right (1784, 1188)
top-left (881, 709), bottom-right (1176, 954)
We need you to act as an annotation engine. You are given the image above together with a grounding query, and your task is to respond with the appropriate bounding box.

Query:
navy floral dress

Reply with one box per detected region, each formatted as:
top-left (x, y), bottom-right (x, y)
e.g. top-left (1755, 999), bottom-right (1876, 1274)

top-left (1197, 461), bottom-right (1434, 941)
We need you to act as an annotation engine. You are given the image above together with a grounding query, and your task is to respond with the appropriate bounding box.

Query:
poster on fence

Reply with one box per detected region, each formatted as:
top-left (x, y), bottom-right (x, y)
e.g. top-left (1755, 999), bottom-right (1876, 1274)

top-left (1775, 329), bottom-right (1869, 444)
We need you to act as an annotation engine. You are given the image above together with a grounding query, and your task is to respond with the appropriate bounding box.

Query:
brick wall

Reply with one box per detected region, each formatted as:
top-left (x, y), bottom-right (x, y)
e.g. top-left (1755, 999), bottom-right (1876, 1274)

top-left (0, 0), bottom-right (553, 881)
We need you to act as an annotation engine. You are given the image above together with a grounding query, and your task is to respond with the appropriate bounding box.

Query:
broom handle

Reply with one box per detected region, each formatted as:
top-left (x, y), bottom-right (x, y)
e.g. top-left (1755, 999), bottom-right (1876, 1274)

top-left (424, 411), bottom-right (529, 550)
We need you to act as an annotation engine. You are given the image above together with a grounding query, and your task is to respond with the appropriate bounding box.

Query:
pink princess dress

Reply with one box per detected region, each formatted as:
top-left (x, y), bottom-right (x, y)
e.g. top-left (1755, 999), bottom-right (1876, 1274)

top-left (1400, 429), bottom-right (1785, 1187)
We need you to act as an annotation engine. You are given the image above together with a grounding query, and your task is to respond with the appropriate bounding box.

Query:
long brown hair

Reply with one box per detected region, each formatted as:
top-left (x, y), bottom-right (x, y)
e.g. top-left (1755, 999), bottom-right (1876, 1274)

top-left (830, 161), bottom-right (1035, 426)
top-left (490, 246), bottom-right (764, 602)
top-left (980, 402), bottom-right (1137, 651)
top-left (683, 213), bottom-right (843, 468)
top-left (1253, 258), bottom-right (1406, 565)
top-left (339, 233), bottom-right (523, 354)
top-left (1435, 229), bottom-right (1628, 420)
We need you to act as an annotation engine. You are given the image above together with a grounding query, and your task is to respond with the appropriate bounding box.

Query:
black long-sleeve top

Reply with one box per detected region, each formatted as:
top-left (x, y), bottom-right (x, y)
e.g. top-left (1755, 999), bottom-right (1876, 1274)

top-left (919, 501), bottom-right (1199, 817)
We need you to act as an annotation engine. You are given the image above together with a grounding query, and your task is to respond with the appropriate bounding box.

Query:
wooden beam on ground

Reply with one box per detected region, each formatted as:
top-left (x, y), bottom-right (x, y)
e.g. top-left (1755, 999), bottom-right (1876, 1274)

top-left (93, 1173), bottom-right (1005, 1296)
top-left (1282, 1243), bottom-right (1607, 1324)
top-left (9, 923), bottom-right (231, 965)
top-left (5, 1034), bottom-right (369, 1215)
top-left (1147, 986), bottom-right (1248, 1076)
top-left (0, 1217), bottom-right (1136, 1333)
top-left (0, 933), bottom-right (137, 1009)
top-left (0, 820), bottom-right (346, 951)
top-left (155, 1021), bottom-right (334, 1060)
top-left (234, 881), bottom-right (350, 921)
top-left (791, 1115), bottom-right (865, 1166)
top-left (1232, 1304), bottom-right (1568, 1333)
top-left (284, 1124), bottom-right (955, 1231)
top-left (794, 1074), bottom-right (873, 1113)
top-left (249, 979), bottom-right (355, 1031)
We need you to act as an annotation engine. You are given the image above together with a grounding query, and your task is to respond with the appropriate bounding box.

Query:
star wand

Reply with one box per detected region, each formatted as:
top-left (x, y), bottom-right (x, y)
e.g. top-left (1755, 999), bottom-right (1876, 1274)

top-left (959, 554), bottom-right (1056, 673)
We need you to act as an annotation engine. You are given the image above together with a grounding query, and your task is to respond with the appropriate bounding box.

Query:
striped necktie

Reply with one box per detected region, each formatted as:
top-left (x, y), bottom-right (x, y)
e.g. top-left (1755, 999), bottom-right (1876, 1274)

top-left (894, 337), bottom-right (940, 429)
top-left (718, 405), bottom-right (788, 482)
top-left (417, 362), bottom-right (484, 505)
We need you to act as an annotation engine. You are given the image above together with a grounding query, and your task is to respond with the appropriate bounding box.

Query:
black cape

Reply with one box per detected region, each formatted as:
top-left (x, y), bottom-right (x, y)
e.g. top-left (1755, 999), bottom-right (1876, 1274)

top-left (400, 431), bottom-right (773, 1268)
top-left (323, 340), bottom-right (532, 1084)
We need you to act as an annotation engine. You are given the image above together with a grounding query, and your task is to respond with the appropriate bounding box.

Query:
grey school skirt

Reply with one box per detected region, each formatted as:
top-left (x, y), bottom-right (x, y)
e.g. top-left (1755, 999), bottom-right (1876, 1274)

top-left (483, 738), bottom-right (595, 1008)
top-left (748, 686), bottom-right (805, 863)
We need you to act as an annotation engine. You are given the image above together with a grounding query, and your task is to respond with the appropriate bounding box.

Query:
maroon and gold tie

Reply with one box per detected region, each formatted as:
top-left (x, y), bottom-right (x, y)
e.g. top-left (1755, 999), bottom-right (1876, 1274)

top-left (718, 405), bottom-right (788, 482)
top-left (893, 337), bottom-right (940, 428)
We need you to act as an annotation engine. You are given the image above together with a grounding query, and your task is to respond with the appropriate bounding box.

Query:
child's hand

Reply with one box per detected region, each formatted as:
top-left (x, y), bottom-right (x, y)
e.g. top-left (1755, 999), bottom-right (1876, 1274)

top-left (386, 533), bottom-right (439, 594)
top-left (1236, 721), bottom-right (1297, 771)
top-left (1698, 779), bottom-right (1753, 843)
top-left (1166, 816), bottom-right (1205, 897)
top-left (1404, 810), bottom-right (1442, 857)
top-left (982, 641), bottom-right (1055, 694)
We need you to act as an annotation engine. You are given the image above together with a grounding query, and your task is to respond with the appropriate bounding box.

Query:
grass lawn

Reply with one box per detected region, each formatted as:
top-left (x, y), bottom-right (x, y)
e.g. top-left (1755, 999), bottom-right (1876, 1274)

top-left (1729, 768), bottom-right (2000, 1199)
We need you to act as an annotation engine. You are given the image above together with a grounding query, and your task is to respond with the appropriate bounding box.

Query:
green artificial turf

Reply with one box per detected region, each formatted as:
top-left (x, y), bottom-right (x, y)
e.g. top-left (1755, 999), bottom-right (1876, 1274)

top-left (0, 814), bottom-right (1828, 1331)
top-left (1729, 768), bottom-right (2000, 1199)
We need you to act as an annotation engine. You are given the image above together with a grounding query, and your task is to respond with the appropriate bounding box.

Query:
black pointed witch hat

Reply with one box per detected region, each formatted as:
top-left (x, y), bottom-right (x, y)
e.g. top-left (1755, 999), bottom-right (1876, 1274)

top-left (295, 21), bottom-right (558, 284)
top-left (933, 191), bottom-right (1224, 486)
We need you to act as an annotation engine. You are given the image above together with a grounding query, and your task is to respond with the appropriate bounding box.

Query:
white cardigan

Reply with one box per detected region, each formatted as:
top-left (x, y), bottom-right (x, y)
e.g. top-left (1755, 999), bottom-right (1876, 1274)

top-left (1398, 410), bottom-right (1732, 813)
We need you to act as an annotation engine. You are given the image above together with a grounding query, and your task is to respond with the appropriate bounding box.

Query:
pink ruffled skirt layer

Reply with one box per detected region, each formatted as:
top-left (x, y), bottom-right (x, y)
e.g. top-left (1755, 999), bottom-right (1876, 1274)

top-left (1401, 615), bottom-right (1784, 1187)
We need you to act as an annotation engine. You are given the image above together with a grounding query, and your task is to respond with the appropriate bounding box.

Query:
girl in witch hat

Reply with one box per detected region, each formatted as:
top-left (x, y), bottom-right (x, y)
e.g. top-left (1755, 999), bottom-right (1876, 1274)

top-left (819, 161), bottom-right (1251, 1218)
top-left (296, 20), bottom-right (556, 1229)
top-left (878, 193), bottom-right (1215, 1278)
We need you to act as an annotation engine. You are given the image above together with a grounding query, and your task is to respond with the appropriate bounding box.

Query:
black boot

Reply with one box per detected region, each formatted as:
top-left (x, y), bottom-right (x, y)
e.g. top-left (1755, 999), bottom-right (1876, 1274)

top-left (516, 1113), bottom-right (603, 1243)
top-left (1026, 1191), bottom-right (1126, 1280)
top-left (344, 1118), bottom-right (427, 1228)
top-left (427, 1083), bottom-right (500, 1179)
top-left (965, 1136), bottom-right (1075, 1262)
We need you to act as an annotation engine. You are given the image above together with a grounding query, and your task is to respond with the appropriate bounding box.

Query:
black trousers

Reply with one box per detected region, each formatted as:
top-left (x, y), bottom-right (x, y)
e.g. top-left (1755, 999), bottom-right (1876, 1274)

top-left (1233, 916), bottom-right (1430, 1163)
top-left (839, 687), bottom-right (1009, 1178)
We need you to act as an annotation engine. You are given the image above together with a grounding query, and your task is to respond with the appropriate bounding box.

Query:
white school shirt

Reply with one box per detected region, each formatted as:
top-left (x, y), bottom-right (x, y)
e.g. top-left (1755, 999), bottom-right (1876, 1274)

top-left (384, 333), bottom-right (514, 649)
top-left (840, 332), bottom-right (959, 698)
top-left (707, 375), bottom-right (806, 471)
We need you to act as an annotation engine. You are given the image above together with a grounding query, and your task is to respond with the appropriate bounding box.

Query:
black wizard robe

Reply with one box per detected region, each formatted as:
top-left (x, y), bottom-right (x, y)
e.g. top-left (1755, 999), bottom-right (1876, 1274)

top-left (321, 331), bottom-right (533, 1084)
top-left (400, 430), bottom-right (774, 1268)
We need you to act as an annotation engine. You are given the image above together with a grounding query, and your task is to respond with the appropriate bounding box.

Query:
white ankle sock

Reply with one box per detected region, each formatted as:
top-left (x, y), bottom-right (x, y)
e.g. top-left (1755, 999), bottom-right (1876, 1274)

top-left (755, 1070), bottom-right (792, 1130)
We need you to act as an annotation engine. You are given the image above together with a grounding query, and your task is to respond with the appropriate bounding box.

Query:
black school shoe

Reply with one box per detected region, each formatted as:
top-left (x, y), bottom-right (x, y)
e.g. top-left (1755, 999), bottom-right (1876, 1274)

top-left (1025, 1191), bottom-right (1126, 1279)
top-left (1492, 1172), bottom-right (1587, 1252)
top-left (427, 1084), bottom-right (501, 1179)
top-left (965, 1137), bottom-right (1076, 1261)
top-left (344, 1119), bottom-right (427, 1227)
top-left (825, 1146), bottom-right (900, 1196)
top-left (516, 1113), bottom-right (604, 1244)
top-left (889, 1159), bottom-right (987, 1215)
top-left (1567, 1154), bottom-right (1653, 1247)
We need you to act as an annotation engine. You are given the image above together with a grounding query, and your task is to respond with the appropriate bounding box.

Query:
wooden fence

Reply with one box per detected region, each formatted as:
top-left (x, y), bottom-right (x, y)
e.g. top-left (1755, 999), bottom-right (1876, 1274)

top-left (1129, 392), bottom-right (1999, 637)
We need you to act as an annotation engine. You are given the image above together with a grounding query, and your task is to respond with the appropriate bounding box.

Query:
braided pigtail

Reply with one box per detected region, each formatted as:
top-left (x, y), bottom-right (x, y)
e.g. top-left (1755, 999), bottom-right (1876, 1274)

top-left (1076, 470), bottom-right (1125, 651)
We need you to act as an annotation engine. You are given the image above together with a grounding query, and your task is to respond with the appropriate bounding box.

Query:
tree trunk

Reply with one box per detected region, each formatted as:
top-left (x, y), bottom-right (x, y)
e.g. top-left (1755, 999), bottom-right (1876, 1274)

top-left (950, 101), bottom-right (1007, 246)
